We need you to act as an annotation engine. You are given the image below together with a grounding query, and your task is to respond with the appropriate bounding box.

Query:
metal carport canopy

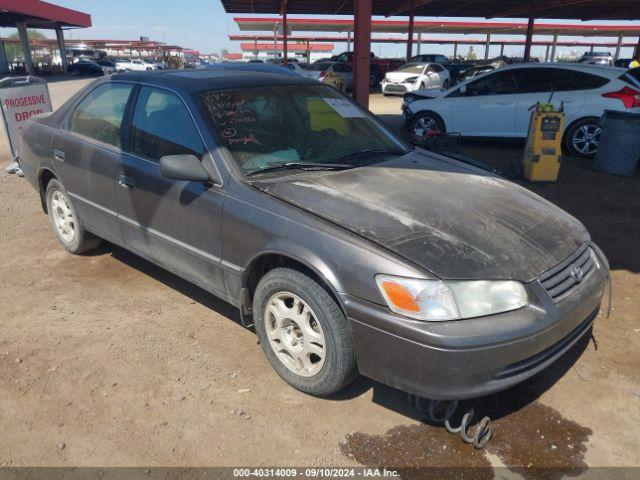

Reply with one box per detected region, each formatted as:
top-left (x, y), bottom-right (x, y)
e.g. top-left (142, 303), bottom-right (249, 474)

top-left (222, 0), bottom-right (640, 20)
top-left (0, 0), bottom-right (91, 75)
top-left (221, 1), bottom-right (640, 107)
top-left (234, 17), bottom-right (640, 37)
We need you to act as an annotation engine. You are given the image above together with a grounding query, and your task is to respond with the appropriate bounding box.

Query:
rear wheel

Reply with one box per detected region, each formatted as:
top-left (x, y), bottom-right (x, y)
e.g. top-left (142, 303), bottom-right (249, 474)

top-left (46, 179), bottom-right (101, 254)
top-left (408, 111), bottom-right (446, 136)
top-left (253, 268), bottom-right (357, 396)
top-left (564, 117), bottom-right (601, 158)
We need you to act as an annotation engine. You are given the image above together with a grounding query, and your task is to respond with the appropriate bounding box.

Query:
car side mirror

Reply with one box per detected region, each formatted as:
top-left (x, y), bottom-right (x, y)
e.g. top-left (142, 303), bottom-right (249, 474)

top-left (159, 154), bottom-right (211, 182)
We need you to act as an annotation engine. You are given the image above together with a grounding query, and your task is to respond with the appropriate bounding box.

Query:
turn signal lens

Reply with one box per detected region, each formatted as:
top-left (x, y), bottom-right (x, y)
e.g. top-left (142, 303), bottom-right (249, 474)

top-left (375, 275), bottom-right (459, 321)
top-left (379, 281), bottom-right (420, 312)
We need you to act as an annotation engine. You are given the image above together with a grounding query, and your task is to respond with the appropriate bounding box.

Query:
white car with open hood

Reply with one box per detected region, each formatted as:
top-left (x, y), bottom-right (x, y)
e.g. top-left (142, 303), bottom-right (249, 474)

top-left (382, 62), bottom-right (451, 96)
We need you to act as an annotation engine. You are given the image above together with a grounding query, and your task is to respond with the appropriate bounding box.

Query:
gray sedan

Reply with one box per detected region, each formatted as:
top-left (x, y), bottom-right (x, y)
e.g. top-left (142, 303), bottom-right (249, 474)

top-left (20, 70), bottom-right (608, 399)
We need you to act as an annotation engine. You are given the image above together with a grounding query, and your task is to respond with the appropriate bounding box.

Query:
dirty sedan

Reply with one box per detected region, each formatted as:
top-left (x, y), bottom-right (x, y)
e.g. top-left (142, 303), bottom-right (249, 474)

top-left (20, 70), bottom-right (609, 400)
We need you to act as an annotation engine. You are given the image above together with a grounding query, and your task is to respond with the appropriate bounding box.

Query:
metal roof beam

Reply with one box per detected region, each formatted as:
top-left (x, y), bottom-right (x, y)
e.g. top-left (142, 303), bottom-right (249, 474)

top-left (488, 0), bottom-right (589, 19)
top-left (386, 0), bottom-right (437, 17)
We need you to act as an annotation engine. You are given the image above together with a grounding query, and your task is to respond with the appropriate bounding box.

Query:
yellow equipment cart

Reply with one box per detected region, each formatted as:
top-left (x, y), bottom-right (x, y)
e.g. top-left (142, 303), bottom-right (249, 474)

top-left (522, 103), bottom-right (565, 182)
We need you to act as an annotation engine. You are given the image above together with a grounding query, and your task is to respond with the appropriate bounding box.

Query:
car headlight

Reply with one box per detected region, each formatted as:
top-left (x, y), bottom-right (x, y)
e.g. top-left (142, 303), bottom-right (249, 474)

top-left (404, 76), bottom-right (419, 83)
top-left (375, 275), bottom-right (528, 321)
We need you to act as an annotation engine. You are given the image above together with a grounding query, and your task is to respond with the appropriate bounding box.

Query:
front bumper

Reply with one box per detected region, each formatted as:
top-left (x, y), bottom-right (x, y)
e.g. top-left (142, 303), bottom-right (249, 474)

top-left (342, 248), bottom-right (608, 400)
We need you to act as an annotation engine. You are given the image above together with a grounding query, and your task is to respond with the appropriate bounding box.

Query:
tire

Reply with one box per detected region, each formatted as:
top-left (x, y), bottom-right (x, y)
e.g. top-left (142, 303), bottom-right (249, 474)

top-left (408, 111), bottom-right (446, 137)
top-left (419, 82), bottom-right (426, 90)
top-left (564, 117), bottom-right (602, 158)
top-left (253, 268), bottom-right (357, 396)
top-left (442, 79), bottom-right (450, 89)
top-left (45, 179), bottom-right (101, 254)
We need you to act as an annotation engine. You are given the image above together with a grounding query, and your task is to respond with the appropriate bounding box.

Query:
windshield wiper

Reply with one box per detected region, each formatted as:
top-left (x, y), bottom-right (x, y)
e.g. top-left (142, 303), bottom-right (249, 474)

top-left (245, 162), bottom-right (354, 178)
top-left (335, 148), bottom-right (410, 165)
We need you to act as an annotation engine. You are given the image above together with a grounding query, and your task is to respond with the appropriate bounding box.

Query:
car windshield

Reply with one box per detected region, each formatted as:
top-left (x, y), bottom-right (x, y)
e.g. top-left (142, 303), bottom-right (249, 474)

top-left (201, 84), bottom-right (409, 177)
top-left (397, 63), bottom-right (426, 74)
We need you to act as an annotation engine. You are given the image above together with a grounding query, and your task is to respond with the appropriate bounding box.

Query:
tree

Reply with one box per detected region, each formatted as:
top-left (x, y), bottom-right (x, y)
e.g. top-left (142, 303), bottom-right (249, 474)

top-left (6, 29), bottom-right (47, 62)
top-left (466, 46), bottom-right (477, 61)
top-left (220, 48), bottom-right (229, 58)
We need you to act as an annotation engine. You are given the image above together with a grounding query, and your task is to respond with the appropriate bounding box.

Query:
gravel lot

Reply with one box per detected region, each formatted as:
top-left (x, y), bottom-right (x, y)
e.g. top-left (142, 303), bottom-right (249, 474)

top-left (1, 78), bottom-right (639, 474)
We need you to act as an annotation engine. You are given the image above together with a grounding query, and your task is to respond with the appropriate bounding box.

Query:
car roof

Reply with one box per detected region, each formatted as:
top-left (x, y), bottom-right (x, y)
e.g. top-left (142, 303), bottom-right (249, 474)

top-left (498, 62), bottom-right (626, 77)
top-left (110, 68), bottom-right (319, 92)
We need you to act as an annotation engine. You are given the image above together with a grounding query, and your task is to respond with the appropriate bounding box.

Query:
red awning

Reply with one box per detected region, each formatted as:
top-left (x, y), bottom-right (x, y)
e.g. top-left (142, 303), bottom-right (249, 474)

top-left (240, 42), bottom-right (334, 52)
top-left (0, 0), bottom-right (91, 28)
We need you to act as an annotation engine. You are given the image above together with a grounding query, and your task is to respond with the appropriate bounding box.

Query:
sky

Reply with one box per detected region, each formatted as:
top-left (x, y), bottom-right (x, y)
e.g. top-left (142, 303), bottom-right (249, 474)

top-left (4, 0), bottom-right (640, 59)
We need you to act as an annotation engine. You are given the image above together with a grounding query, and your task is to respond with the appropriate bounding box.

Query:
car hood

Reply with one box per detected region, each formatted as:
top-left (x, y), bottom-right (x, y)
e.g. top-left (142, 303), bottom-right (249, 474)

top-left (386, 71), bottom-right (423, 82)
top-left (255, 150), bottom-right (589, 281)
top-left (410, 87), bottom-right (444, 99)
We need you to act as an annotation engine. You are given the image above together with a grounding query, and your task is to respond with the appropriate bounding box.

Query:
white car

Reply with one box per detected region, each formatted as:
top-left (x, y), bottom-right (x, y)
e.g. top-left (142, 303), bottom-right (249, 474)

top-left (382, 62), bottom-right (451, 96)
top-left (115, 59), bottom-right (157, 72)
top-left (403, 63), bottom-right (640, 157)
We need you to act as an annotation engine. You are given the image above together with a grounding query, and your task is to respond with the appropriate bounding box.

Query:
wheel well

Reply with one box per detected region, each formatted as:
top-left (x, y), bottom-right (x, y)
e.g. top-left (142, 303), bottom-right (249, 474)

top-left (243, 254), bottom-right (344, 315)
top-left (38, 169), bottom-right (57, 213)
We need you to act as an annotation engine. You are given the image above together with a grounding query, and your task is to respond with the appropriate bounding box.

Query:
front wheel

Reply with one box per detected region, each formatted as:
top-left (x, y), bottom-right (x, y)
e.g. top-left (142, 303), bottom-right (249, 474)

top-left (46, 179), bottom-right (101, 254)
top-left (564, 118), bottom-right (601, 158)
top-left (408, 111), bottom-right (446, 137)
top-left (442, 79), bottom-right (450, 89)
top-left (253, 268), bottom-right (357, 396)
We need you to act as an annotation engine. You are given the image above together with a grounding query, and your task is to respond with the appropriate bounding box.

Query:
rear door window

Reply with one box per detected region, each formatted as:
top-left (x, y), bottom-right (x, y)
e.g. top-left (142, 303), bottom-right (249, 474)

top-left (515, 68), bottom-right (609, 92)
top-left (68, 83), bottom-right (133, 147)
top-left (129, 86), bottom-right (205, 162)
top-left (465, 70), bottom-right (519, 96)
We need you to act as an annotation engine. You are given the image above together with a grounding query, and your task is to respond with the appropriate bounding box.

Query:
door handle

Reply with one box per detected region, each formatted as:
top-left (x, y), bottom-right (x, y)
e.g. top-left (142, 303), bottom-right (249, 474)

top-left (118, 175), bottom-right (135, 189)
top-left (53, 149), bottom-right (65, 162)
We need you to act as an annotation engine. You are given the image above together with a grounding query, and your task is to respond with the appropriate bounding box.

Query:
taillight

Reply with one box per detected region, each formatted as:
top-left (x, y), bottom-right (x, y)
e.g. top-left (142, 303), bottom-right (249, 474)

top-left (319, 71), bottom-right (326, 80)
top-left (602, 86), bottom-right (640, 109)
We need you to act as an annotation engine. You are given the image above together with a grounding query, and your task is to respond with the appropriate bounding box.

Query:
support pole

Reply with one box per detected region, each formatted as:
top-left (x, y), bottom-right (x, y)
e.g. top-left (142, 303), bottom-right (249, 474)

top-left (254, 37), bottom-right (258, 60)
top-left (353, 0), bottom-right (372, 108)
top-left (348, 31), bottom-right (352, 52)
top-left (16, 22), bottom-right (34, 75)
top-left (273, 23), bottom-right (278, 60)
top-left (590, 44), bottom-right (594, 54)
top-left (635, 35), bottom-right (640, 58)
top-left (550, 31), bottom-right (558, 62)
top-left (500, 43), bottom-right (505, 56)
top-left (484, 32), bottom-right (491, 60)
top-left (417, 32), bottom-right (422, 55)
top-left (544, 45), bottom-right (550, 62)
top-left (523, 1), bottom-right (536, 62)
top-left (406, 9), bottom-right (415, 62)
top-left (453, 42), bottom-right (458, 59)
top-left (614, 34), bottom-right (623, 61)
top-left (55, 25), bottom-right (68, 74)
top-left (282, 9), bottom-right (288, 64)
top-left (306, 40), bottom-right (310, 62)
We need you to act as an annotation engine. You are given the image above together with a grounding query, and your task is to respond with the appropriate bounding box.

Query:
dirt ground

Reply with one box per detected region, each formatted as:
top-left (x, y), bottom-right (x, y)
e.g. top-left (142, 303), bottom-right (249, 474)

top-left (0, 80), bottom-right (639, 475)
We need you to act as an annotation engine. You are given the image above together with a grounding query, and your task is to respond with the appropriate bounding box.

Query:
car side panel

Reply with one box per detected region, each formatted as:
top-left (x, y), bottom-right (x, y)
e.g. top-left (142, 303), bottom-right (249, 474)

top-left (516, 91), bottom-right (587, 136)
top-left (220, 179), bottom-right (428, 308)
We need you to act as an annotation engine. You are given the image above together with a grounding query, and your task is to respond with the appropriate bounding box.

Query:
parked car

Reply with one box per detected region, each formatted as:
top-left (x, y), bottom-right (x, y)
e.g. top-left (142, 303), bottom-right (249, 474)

top-left (67, 60), bottom-right (104, 77)
top-left (278, 62), bottom-right (322, 80)
top-left (458, 56), bottom-right (511, 81)
top-left (306, 62), bottom-right (353, 90)
top-left (381, 62), bottom-right (450, 95)
top-left (96, 60), bottom-right (116, 75)
top-left (116, 58), bottom-right (156, 72)
top-left (404, 63), bottom-right (640, 157)
top-left (20, 70), bottom-right (609, 400)
top-left (410, 54), bottom-right (475, 84)
top-left (614, 58), bottom-right (633, 69)
top-left (579, 52), bottom-right (613, 66)
top-left (330, 51), bottom-right (405, 86)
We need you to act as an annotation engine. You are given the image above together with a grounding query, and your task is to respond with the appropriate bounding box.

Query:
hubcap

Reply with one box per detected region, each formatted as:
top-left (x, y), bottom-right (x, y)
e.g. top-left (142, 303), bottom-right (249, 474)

top-left (413, 116), bottom-right (440, 136)
top-left (264, 292), bottom-right (326, 377)
top-left (572, 124), bottom-right (601, 155)
top-left (51, 190), bottom-right (76, 243)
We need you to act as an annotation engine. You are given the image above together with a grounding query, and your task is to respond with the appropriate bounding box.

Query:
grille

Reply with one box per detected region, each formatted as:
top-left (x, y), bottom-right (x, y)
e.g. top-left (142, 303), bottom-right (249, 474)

top-left (385, 84), bottom-right (407, 93)
top-left (539, 245), bottom-right (598, 302)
